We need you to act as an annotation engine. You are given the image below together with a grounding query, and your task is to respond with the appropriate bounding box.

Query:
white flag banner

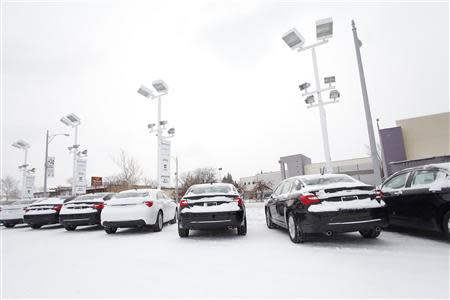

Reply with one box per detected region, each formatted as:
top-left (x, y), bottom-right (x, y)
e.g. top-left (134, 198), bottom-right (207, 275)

top-left (159, 140), bottom-right (171, 188)
top-left (75, 159), bottom-right (87, 195)
top-left (47, 156), bottom-right (55, 178)
top-left (23, 175), bottom-right (35, 198)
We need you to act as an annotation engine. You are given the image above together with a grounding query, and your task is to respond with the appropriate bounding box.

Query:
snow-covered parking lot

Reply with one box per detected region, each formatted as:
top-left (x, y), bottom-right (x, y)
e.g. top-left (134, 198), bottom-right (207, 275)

top-left (1, 203), bottom-right (449, 298)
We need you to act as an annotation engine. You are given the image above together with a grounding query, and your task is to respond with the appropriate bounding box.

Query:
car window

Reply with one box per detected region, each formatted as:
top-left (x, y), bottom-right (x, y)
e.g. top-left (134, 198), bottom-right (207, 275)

top-left (280, 181), bottom-right (293, 195)
top-left (411, 170), bottom-right (442, 187)
top-left (384, 172), bottom-right (410, 190)
top-left (157, 192), bottom-right (165, 200)
top-left (272, 183), bottom-right (284, 197)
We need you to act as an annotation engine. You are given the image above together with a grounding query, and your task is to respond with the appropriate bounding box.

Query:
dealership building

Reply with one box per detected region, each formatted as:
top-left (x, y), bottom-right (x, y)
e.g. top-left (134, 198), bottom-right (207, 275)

top-left (240, 112), bottom-right (449, 199)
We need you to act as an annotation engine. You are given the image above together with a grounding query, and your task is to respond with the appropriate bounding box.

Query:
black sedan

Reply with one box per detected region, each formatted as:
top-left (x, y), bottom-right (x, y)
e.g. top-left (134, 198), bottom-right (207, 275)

top-left (381, 163), bottom-right (450, 238)
top-left (265, 174), bottom-right (388, 243)
top-left (59, 193), bottom-right (115, 231)
top-left (178, 183), bottom-right (247, 237)
top-left (23, 196), bottom-right (75, 229)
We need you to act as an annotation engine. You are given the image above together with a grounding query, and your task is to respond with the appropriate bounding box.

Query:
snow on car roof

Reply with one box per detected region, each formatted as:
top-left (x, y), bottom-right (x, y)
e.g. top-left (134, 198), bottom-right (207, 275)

top-left (185, 183), bottom-right (237, 196)
top-left (31, 197), bottom-right (64, 205)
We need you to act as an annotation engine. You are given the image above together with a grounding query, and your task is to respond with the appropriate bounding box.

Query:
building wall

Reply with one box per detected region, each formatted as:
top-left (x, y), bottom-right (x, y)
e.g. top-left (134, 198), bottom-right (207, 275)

top-left (279, 154), bottom-right (311, 179)
top-left (379, 126), bottom-right (407, 176)
top-left (396, 112), bottom-right (450, 160)
top-left (304, 157), bottom-right (376, 185)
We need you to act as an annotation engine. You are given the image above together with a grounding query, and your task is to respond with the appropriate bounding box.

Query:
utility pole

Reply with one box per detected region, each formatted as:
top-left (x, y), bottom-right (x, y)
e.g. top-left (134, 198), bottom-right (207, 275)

top-left (156, 95), bottom-right (162, 189)
top-left (175, 156), bottom-right (179, 201)
top-left (352, 20), bottom-right (382, 185)
top-left (43, 130), bottom-right (49, 197)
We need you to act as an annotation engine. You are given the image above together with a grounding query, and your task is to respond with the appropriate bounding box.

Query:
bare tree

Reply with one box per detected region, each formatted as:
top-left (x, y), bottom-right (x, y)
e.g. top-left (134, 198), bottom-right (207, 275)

top-left (252, 180), bottom-right (273, 201)
top-left (142, 178), bottom-right (158, 188)
top-left (106, 149), bottom-right (143, 188)
top-left (1, 176), bottom-right (21, 200)
top-left (179, 167), bottom-right (218, 195)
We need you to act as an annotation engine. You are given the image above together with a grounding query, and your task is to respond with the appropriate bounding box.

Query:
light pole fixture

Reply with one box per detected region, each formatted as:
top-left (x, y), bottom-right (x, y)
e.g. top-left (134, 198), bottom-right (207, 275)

top-left (282, 18), bottom-right (340, 174)
top-left (43, 131), bottom-right (69, 197)
top-left (60, 113), bottom-right (82, 195)
top-left (11, 139), bottom-right (31, 198)
top-left (138, 79), bottom-right (174, 189)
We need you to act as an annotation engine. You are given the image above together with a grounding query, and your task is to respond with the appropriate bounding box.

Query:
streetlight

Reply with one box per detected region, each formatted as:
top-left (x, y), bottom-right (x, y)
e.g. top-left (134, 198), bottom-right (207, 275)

top-left (171, 156), bottom-right (179, 201)
top-left (138, 80), bottom-right (174, 189)
top-left (43, 131), bottom-right (69, 197)
top-left (351, 20), bottom-right (382, 184)
top-left (11, 139), bottom-right (30, 198)
top-left (60, 113), bottom-right (81, 195)
top-left (282, 17), bottom-right (340, 174)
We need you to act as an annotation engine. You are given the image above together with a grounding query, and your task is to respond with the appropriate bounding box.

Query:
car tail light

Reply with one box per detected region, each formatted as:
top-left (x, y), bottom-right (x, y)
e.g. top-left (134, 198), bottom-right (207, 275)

top-left (93, 203), bottom-right (104, 209)
top-left (234, 197), bottom-right (244, 207)
top-left (144, 201), bottom-right (153, 208)
top-left (375, 189), bottom-right (384, 200)
top-left (52, 204), bottom-right (63, 212)
top-left (179, 199), bottom-right (188, 208)
top-left (299, 194), bottom-right (321, 206)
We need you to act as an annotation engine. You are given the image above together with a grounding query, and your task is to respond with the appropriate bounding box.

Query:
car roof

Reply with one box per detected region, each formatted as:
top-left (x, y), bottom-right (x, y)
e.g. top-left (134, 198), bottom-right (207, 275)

top-left (290, 173), bottom-right (354, 182)
top-left (189, 183), bottom-right (235, 188)
top-left (395, 162), bottom-right (450, 174)
top-left (118, 188), bottom-right (160, 194)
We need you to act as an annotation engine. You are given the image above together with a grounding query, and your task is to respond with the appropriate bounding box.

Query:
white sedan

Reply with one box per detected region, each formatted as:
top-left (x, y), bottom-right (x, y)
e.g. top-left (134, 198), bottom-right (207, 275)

top-left (101, 189), bottom-right (177, 234)
top-left (0, 198), bottom-right (39, 228)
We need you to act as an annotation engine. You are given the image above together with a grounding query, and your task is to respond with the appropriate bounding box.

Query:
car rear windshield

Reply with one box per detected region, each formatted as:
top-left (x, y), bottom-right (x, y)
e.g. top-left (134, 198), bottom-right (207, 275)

top-left (302, 176), bottom-right (355, 186)
top-left (187, 185), bottom-right (235, 195)
top-left (116, 192), bottom-right (148, 199)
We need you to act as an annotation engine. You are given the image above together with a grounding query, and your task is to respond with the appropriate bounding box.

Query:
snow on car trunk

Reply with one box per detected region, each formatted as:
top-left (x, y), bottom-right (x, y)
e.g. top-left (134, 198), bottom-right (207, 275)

top-left (182, 196), bottom-right (241, 213)
top-left (299, 174), bottom-right (384, 212)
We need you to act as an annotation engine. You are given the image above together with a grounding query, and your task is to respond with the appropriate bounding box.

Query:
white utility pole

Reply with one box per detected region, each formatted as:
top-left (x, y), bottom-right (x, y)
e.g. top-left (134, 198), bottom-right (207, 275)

top-left (156, 96), bottom-right (162, 189)
top-left (311, 47), bottom-right (333, 174)
top-left (352, 20), bottom-right (382, 184)
top-left (71, 126), bottom-right (79, 195)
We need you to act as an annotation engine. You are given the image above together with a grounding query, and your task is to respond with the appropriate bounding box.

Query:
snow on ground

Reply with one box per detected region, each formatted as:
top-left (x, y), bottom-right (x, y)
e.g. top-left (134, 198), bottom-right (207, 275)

top-left (1, 203), bottom-right (449, 298)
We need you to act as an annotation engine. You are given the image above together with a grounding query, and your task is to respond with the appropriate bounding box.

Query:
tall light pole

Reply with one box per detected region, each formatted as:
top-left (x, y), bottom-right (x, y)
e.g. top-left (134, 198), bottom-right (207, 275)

top-left (351, 20), bottom-right (382, 184)
top-left (138, 80), bottom-right (174, 189)
top-left (60, 113), bottom-right (81, 195)
top-left (282, 18), bottom-right (340, 174)
top-left (43, 131), bottom-right (69, 197)
top-left (171, 156), bottom-right (179, 201)
top-left (11, 140), bottom-right (30, 198)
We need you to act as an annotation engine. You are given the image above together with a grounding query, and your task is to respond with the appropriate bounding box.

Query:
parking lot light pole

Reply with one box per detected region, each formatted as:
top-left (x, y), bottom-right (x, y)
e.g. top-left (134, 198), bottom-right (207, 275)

top-left (282, 18), bottom-right (339, 174)
top-left (138, 80), bottom-right (170, 189)
top-left (60, 113), bottom-right (81, 195)
top-left (12, 140), bottom-right (30, 198)
top-left (43, 131), bottom-right (70, 197)
top-left (351, 20), bottom-right (382, 184)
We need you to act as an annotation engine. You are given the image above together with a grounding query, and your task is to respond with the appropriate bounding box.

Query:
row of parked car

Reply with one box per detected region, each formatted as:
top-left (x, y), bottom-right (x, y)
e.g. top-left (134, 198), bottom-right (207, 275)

top-left (1, 163), bottom-right (449, 243)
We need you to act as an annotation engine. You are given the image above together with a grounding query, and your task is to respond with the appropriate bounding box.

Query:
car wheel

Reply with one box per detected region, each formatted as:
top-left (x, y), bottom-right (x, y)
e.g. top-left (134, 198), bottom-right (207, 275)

top-left (104, 226), bottom-right (117, 234)
top-left (265, 208), bottom-right (276, 229)
top-left (178, 221), bottom-right (189, 237)
top-left (4, 223), bottom-right (15, 228)
top-left (31, 224), bottom-right (42, 229)
top-left (359, 228), bottom-right (381, 239)
top-left (287, 213), bottom-right (306, 243)
top-left (170, 209), bottom-right (178, 224)
top-left (237, 216), bottom-right (247, 236)
top-left (64, 225), bottom-right (77, 231)
top-left (154, 211), bottom-right (163, 232)
top-left (442, 211), bottom-right (450, 239)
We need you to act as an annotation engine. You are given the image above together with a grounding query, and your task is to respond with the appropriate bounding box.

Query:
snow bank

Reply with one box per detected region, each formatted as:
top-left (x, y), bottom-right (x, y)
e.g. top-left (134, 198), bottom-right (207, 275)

top-left (308, 198), bottom-right (385, 212)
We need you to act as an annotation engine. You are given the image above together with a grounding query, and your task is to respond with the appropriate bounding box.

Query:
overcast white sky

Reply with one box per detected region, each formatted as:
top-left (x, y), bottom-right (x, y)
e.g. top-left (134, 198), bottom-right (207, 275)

top-left (1, 0), bottom-right (449, 189)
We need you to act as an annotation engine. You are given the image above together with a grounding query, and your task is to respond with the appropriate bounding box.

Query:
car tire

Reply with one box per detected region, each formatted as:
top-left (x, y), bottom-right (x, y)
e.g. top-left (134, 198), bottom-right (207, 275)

top-left (359, 228), bottom-right (381, 239)
top-left (64, 225), bottom-right (77, 231)
top-left (4, 223), bottom-right (15, 228)
top-left (154, 211), bottom-right (163, 232)
top-left (287, 213), bottom-right (306, 243)
top-left (31, 224), bottom-right (42, 229)
top-left (442, 211), bottom-right (450, 239)
top-left (104, 226), bottom-right (117, 234)
top-left (170, 209), bottom-right (178, 224)
top-left (265, 208), bottom-right (276, 229)
top-left (237, 216), bottom-right (247, 236)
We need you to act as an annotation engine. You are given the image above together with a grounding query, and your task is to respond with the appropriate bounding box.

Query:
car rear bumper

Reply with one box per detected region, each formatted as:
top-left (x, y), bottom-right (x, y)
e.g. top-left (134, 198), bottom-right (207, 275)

top-left (179, 210), bottom-right (245, 230)
top-left (299, 207), bottom-right (388, 234)
top-left (60, 212), bottom-right (100, 226)
top-left (0, 218), bottom-right (23, 225)
top-left (24, 213), bottom-right (59, 226)
top-left (103, 219), bottom-right (146, 228)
